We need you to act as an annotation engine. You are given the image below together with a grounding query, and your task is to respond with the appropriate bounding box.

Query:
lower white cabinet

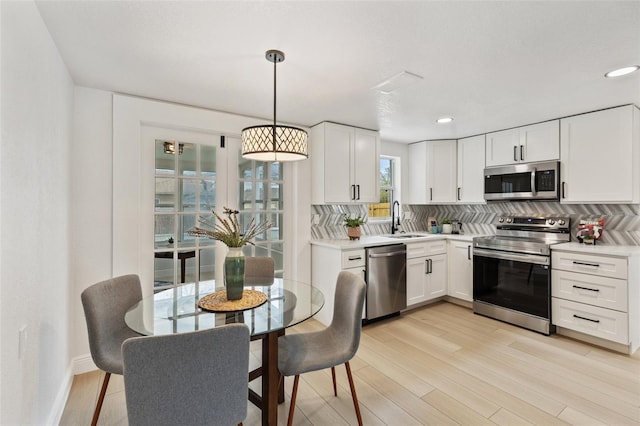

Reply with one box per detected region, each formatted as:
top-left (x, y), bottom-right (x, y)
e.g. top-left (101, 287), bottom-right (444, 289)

top-left (406, 240), bottom-right (447, 307)
top-left (551, 248), bottom-right (639, 354)
top-left (311, 246), bottom-right (366, 326)
top-left (447, 240), bottom-right (473, 302)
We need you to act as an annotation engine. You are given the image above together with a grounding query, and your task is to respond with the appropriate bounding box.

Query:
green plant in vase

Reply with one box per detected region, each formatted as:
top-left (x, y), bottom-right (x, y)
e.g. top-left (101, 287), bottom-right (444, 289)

top-left (441, 217), bottom-right (453, 234)
top-left (188, 207), bottom-right (271, 300)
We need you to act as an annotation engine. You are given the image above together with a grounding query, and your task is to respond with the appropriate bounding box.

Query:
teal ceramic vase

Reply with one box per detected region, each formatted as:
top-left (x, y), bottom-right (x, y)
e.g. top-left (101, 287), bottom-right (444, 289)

top-left (224, 247), bottom-right (245, 300)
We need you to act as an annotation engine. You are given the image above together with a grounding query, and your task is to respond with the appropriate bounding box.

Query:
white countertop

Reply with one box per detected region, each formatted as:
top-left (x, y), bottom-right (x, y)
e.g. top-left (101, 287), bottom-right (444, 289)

top-left (311, 233), bottom-right (479, 249)
top-left (552, 242), bottom-right (640, 257)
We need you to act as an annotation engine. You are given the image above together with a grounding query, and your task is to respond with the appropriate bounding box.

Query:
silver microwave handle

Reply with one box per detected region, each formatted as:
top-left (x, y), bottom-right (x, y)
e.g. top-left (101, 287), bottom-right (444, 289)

top-left (530, 167), bottom-right (537, 195)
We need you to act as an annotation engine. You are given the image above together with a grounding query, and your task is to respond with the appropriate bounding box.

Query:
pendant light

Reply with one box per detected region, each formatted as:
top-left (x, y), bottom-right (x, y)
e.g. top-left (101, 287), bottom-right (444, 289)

top-left (241, 50), bottom-right (308, 162)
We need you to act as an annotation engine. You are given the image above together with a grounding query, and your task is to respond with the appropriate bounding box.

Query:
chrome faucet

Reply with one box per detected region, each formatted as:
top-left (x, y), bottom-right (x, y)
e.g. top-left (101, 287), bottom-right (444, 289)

top-left (391, 201), bottom-right (400, 234)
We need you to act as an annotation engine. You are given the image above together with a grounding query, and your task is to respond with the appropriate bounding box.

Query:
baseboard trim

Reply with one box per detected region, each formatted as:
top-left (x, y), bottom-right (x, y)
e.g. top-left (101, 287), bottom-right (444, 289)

top-left (46, 366), bottom-right (73, 426)
top-left (72, 353), bottom-right (97, 375)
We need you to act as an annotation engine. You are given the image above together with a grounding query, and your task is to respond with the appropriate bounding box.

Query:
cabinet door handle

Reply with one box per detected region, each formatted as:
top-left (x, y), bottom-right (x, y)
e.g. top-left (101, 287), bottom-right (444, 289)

top-left (429, 258), bottom-right (433, 274)
top-left (348, 256), bottom-right (362, 261)
top-left (513, 146), bottom-right (518, 161)
top-left (573, 314), bottom-right (600, 323)
top-left (457, 187), bottom-right (461, 201)
top-left (562, 181), bottom-right (566, 199)
top-left (425, 259), bottom-right (429, 275)
top-left (520, 145), bottom-right (524, 161)
top-left (430, 188), bottom-right (433, 201)
top-left (356, 184), bottom-right (360, 200)
top-left (467, 245), bottom-right (471, 260)
top-left (351, 184), bottom-right (356, 200)
top-left (573, 261), bottom-right (600, 268)
top-left (572, 285), bottom-right (599, 292)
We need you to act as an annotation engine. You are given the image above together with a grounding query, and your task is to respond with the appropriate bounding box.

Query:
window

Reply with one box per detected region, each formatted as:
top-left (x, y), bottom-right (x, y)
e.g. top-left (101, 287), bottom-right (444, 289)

top-left (237, 154), bottom-right (284, 277)
top-left (368, 156), bottom-right (398, 219)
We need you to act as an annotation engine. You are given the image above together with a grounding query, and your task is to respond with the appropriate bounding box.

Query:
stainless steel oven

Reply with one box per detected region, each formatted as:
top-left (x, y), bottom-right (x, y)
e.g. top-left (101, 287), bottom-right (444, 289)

top-left (473, 216), bottom-right (570, 335)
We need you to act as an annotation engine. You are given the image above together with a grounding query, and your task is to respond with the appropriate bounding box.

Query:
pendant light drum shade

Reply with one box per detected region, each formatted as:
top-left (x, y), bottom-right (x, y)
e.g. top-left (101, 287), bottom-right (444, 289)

top-left (241, 124), bottom-right (308, 162)
top-left (241, 49), bottom-right (308, 162)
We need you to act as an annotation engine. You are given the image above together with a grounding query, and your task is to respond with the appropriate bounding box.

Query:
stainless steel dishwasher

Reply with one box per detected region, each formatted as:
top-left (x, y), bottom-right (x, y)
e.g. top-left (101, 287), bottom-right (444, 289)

top-left (365, 244), bottom-right (407, 321)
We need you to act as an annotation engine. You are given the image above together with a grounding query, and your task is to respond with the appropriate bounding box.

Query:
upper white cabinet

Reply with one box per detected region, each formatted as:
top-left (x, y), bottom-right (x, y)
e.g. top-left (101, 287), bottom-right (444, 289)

top-left (456, 135), bottom-right (486, 203)
top-left (310, 122), bottom-right (380, 204)
top-left (560, 105), bottom-right (640, 204)
top-left (408, 140), bottom-right (457, 204)
top-left (486, 120), bottom-right (559, 166)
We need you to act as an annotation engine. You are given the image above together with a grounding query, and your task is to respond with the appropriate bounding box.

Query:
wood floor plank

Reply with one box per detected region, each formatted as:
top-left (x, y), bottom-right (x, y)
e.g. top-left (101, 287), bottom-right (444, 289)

top-left (489, 408), bottom-right (536, 426)
top-left (421, 390), bottom-right (495, 426)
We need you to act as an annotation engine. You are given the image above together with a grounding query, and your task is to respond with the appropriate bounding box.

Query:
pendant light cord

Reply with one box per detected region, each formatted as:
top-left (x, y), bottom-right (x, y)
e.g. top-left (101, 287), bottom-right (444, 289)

top-left (272, 55), bottom-right (277, 153)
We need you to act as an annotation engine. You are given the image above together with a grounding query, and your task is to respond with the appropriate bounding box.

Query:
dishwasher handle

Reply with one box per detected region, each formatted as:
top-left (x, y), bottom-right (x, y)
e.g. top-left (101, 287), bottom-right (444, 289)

top-left (368, 250), bottom-right (406, 259)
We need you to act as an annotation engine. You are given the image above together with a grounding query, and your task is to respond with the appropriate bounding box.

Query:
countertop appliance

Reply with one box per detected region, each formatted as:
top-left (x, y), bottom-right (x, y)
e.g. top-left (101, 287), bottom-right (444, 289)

top-left (473, 215), bottom-right (571, 334)
top-left (365, 244), bottom-right (407, 321)
top-left (484, 160), bottom-right (560, 201)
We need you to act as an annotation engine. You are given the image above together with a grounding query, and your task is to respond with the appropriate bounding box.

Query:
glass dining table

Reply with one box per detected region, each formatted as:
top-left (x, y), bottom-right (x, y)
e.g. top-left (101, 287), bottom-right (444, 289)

top-left (125, 278), bottom-right (324, 426)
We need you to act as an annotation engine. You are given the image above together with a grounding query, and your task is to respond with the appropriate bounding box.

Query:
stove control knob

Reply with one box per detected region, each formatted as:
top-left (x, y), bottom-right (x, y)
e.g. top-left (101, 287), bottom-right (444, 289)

top-left (498, 217), bottom-right (504, 223)
top-left (548, 219), bottom-right (555, 225)
top-left (506, 218), bottom-right (512, 223)
top-left (558, 219), bottom-right (566, 226)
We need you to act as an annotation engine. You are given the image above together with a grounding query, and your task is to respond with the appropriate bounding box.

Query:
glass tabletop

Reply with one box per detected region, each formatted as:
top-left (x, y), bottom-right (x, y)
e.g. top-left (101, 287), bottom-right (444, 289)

top-left (125, 278), bottom-right (325, 337)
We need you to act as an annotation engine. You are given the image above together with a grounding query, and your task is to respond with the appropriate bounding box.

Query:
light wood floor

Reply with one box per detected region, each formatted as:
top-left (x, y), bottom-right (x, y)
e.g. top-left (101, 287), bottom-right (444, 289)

top-left (60, 302), bottom-right (640, 425)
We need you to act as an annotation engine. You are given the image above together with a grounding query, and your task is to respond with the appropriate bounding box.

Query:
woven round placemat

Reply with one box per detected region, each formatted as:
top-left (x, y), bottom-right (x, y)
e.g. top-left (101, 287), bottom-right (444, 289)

top-left (198, 289), bottom-right (267, 312)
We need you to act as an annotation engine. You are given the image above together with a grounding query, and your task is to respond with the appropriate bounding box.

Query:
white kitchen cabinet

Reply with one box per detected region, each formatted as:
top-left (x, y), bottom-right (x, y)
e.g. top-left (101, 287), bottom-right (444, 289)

top-left (551, 247), bottom-right (639, 354)
top-left (560, 105), bottom-right (640, 204)
top-left (456, 135), bottom-right (486, 203)
top-left (486, 120), bottom-right (559, 166)
top-left (311, 245), bottom-right (366, 326)
top-left (406, 240), bottom-right (447, 307)
top-left (408, 140), bottom-right (457, 204)
top-left (447, 240), bottom-right (473, 302)
top-left (310, 122), bottom-right (379, 204)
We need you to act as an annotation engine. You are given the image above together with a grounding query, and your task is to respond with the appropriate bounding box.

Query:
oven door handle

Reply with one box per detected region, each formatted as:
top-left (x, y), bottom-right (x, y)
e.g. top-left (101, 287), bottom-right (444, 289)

top-left (473, 247), bottom-right (549, 266)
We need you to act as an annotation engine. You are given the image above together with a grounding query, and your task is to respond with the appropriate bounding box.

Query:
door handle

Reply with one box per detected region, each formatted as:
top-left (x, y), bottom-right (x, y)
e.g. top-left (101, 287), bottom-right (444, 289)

top-left (425, 259), bottom-right (429, 275)
top-left (356, 184), bottom-right (360, 200)
top-left (513, 146), bottom-right (518, 161)
top-left (430, 188), bottom-right (433, 201)
top-left (573, 314), bottom-right (600, 323)
top-left (520, 145), bottom-right (524, 161)
top-left (562, 181), bottom-right (566, 199)
top-left (573, 261), bottom-right (600, 268)
top-left (457, 187), bottom-right (461, 201)
top-left (572, 285), bottom-right (600, 292)
top-left (351, 185), bottom-right (356, 200)
top-left (467, 245), bottom-right (471, 260)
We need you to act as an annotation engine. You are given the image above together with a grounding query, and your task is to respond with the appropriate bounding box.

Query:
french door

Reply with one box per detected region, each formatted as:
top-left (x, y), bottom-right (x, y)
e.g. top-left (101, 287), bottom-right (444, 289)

top-left (142, 126), bottom-right (284, 292)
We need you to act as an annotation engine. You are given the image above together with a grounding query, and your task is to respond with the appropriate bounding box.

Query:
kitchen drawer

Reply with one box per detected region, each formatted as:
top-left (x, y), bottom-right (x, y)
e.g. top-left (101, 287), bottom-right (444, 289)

top-left (342, 249), bottom-right (366, 269)
top-left (552, 251), bottom-right (627, 279)
top-left (406, 240), bottom-right (447, 259)
top-left (552, 270), bottom-right (628, 312)
top-left (552, 298), bottom-right (629, 345)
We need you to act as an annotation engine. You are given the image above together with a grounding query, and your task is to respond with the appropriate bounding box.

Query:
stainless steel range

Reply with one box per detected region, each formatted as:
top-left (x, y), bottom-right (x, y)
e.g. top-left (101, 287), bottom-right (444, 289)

top-left (473, 215), bottom-right (571, 335)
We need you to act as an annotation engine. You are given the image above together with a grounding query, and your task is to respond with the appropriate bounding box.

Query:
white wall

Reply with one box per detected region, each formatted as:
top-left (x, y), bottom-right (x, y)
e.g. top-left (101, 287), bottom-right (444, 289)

top-left (0, 2), bottom-right (74, 424)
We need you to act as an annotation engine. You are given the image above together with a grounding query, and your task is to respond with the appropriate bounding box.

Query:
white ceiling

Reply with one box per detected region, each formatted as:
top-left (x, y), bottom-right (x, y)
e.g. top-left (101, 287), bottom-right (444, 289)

top-left (35, 1), bottom-right (640, 144)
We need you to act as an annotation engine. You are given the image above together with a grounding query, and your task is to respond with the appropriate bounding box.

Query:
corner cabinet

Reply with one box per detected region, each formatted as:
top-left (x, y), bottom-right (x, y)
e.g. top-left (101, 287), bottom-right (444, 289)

top-left (310, 122), bottom-right (380, 204)
top-left (560, 105), bottom-right (640, 204)
top-left (408, 140), bottom-right (457, 204)
top-left (446, 240), bottom-right (473, 302)
top-left (406, 240), bottom-right (447, 307)
top-left (456, 135), bottom-right (486, 203)
top-left (486, 120), bottom-right (559, 166)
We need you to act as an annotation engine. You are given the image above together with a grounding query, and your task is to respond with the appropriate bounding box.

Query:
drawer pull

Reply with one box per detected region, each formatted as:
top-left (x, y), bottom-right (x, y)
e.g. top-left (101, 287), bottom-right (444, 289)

top-left (572, 261), bottom-right (600, 268)
top-left (572, 285), bottom-right (599, 292)
top-left (573, 314), bottom-right (600, 323)
top-left (348, 256), bottom-right (362, 261)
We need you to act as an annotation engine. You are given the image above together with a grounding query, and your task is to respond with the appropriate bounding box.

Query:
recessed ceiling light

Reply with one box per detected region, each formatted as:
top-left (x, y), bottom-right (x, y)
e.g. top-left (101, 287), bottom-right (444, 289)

top-left (436, 117), bottom-right (454, 124)
top-left (604, 66), bottom-right (639, 78)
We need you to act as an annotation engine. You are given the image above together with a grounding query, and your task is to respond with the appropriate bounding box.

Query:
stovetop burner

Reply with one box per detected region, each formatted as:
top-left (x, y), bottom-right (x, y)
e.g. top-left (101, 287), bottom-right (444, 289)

top-left (474, 215), bottom-right (571, 255)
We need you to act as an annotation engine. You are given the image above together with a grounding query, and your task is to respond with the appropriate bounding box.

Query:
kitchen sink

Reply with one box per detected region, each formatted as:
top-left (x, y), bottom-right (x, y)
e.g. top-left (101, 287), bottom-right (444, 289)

top-left (385, 234), bottom-right (426, 239)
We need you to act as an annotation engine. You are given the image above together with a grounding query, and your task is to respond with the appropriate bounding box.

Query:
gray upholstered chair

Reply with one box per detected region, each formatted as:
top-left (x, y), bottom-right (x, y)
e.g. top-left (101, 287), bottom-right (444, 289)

top-left (278, 271), bottom-right (366, 426)
top-left (244, 256), bottom-right (275, 279)
top-left (122, 324), bottom-right (250, 426)
top-left (80, 274), bottom-right (143, 426)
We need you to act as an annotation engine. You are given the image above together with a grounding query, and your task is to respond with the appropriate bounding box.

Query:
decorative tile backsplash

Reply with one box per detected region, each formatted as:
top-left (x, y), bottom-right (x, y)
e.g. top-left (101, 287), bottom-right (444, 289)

top-left (311, 202), bottom-right (640, 245)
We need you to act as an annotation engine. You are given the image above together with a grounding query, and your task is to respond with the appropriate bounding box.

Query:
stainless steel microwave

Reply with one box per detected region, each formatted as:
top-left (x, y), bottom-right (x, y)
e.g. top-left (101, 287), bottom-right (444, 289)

top-left (484, 161), bottom-right (560, 201)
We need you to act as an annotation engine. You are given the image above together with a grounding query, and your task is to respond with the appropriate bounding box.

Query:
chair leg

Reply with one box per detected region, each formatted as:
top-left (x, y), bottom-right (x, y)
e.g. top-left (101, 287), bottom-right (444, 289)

top-left (287, 375), bottom-right (300, 426)
top-left (91, 371), bottom-right (111, 426)
top-left (331, 366), bottom-right (337, 396)
top-left (344, 362), bottom-right (363, 426)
